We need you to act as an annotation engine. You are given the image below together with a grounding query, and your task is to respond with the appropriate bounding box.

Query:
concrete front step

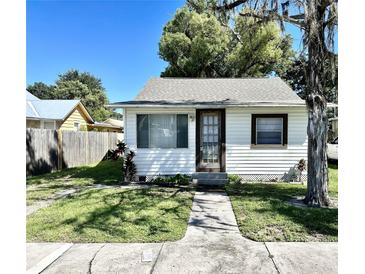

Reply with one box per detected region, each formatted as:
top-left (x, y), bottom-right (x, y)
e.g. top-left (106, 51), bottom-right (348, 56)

top-left (192, 172), bottom-right (227, 180)
top-left (192, 172), bottom-right (228, 186)
top-left (197, 179), bottom-right (228, 186)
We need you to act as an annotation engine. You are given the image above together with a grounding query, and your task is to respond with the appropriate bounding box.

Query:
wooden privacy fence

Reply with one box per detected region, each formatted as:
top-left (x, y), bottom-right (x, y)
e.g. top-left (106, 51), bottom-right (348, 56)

top-left (26, 128), bottom-right (119, 176)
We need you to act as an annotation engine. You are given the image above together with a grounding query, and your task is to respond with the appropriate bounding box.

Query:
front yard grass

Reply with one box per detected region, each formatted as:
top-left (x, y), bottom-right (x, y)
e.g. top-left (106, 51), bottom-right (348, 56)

top-left (26, 159), bottom-right (122, 205)
top-left (27, 187), bottom-right (194, 243)
top-left (225, 165), bottom-right (338, 242)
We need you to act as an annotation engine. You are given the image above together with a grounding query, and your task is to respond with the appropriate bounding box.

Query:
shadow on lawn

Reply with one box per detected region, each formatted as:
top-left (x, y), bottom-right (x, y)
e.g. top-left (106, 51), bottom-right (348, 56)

top-left (27, 159), bottom-right (123, 186)
top-left (58, 187), bottom-right (192, 241)
top-left (226, 183), bottom-right (338, 238)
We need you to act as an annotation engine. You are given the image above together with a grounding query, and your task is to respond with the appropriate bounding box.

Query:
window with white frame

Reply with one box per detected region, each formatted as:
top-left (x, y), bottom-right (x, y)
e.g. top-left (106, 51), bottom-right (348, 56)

top-left (251, 114), bottom-right (288, 145)
top-left (74, 122), bottom-right (80, 131)
top-left (137, 114), bottom-right (188, 148)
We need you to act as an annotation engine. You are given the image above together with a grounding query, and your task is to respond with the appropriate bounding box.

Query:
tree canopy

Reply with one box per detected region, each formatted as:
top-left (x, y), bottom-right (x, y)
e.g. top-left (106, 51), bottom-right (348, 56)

top-left (212, 0), bottom-right (337, 207)
top-left (27, 70), bottom-right (112, 121)
top-left (159, 2), bottom-right (294, 77)
top-left (281, 54), bottom-right (338, 103)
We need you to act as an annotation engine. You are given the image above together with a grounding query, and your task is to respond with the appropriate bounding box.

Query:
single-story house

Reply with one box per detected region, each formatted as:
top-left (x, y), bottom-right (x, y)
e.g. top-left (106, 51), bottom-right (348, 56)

top-left (109, 77), bottom-right (308, 182)
top-left (26, 91), bottom-right (94, 130)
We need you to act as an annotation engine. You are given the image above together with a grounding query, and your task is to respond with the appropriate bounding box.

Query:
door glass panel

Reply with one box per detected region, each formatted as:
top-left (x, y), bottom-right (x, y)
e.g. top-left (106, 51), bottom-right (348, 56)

top-left (203, 116), bottom-right (208, 124)
top-left (213, 116), bottom-right (218, 124)
top-left (201, 112), bottom-right (220, 168)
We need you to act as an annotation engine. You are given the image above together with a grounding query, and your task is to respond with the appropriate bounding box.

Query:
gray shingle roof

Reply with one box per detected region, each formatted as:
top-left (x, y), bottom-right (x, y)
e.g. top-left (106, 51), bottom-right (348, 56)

top-left (130, 77), bottom-right (303, 105)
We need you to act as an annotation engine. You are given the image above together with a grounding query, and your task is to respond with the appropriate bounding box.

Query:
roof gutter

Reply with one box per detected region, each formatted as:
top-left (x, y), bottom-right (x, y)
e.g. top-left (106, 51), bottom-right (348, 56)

top-left (106, 103), bottom-right (306, 108)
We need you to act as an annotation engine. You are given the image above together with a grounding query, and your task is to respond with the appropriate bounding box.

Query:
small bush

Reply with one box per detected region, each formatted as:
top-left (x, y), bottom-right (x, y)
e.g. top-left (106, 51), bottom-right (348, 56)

top-left (150, 174), bottom-right (190, 187)
top-left (228, 174), bottom-right (242, 185)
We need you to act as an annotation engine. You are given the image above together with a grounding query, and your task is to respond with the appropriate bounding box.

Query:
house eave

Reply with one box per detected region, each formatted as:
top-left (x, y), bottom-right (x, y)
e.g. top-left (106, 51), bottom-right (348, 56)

top-left (106, 101), bottom-right (306, 109)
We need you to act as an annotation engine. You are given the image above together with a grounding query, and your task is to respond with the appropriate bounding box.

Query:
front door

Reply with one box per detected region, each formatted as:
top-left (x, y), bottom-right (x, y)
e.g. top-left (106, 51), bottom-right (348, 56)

top-left (196, 110), bottom-right (225, 172)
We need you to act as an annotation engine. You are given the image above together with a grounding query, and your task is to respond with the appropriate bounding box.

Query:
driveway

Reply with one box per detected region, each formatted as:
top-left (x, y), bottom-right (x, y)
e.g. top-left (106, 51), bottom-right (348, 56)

top-left (27, 191), bottom-right (338, 274)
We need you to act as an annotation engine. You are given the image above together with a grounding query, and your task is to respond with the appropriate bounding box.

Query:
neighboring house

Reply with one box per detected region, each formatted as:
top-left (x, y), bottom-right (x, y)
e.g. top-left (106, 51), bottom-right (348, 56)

top-left (109, 77), bottom-right (308, 181)
top-left (88, 118), bottom-right (124, 141)
top-left (88, 118), bottom-right (124, 133)
top-left (327, 103), bottom-right (338, 142)
top-left (26, 91), bottom-right (94, 130)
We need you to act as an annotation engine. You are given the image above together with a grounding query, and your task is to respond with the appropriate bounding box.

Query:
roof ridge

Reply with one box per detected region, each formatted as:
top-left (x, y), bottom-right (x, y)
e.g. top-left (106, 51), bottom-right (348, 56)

top-left (152, 76), bottom-right (279, 80)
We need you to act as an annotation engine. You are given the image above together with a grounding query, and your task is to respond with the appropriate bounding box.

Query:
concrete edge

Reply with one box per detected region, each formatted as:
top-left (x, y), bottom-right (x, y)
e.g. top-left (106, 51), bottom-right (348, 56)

top-left (27, 243), bottom-right (73, 274)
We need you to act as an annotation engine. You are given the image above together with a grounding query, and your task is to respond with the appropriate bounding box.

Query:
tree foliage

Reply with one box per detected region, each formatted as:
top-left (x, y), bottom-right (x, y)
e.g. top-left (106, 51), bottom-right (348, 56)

top-left (159, 2), bottom-right (294, 77)
top-left (27, 70), bottom-right (112, 121)
top-left (214, 0), bottom-right (338, 207)
top-left (26, 82), bottom-right (56, 99)
top-left (281, 54), bottom-right (338, 103)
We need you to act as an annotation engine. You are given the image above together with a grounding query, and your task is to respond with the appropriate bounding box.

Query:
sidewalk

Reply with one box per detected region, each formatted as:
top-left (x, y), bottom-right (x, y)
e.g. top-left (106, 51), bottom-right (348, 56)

top-left (27, 191), bottom-right (338, 274)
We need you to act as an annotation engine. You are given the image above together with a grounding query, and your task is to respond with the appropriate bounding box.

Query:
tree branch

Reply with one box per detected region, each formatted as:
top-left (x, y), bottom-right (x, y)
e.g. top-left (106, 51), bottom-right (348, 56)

top-left (239, 10), bottom-right (305, 29)
top-left (215, 0), bottom-right (249, 11)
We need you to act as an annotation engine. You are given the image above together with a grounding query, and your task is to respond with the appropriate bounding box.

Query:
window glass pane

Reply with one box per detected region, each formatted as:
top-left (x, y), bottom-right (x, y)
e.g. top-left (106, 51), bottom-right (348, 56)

top-left (44, 121), bottom-right (54, 129)
top-left (256, 117), bottom-right (283, 144)
top-left (137, 114), bottom-right (149, 148)
top-left (150, 114), bottom-right (177, 148)
top-left (203, 116), bottom-right (208, 124)
top-left (177, 114), bottom-right (188, 148)
top-left (257, 118), bottom-right (282, 131)
top-left (213, 116), bottom-right (218, 124)
top-left (203, 125), bottom-right (208, 134)
top-left (257, 132), bottom-right (282, 144)
top-left (137, 114), bottom-right (188, 148)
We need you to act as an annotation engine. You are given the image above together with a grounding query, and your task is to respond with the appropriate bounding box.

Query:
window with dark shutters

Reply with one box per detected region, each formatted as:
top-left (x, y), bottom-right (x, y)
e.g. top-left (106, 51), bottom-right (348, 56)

top-left (137, 114), bottom-right (189, 148)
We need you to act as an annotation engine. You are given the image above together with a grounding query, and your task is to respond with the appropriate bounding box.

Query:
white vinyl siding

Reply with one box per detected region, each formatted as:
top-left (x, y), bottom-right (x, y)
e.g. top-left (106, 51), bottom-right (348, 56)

top-left (125, 108), bottom-right (195, 176)
top-left (124, 106), bottom-right (307, 177)
top-left (226, 107), bottom-right (307, 175)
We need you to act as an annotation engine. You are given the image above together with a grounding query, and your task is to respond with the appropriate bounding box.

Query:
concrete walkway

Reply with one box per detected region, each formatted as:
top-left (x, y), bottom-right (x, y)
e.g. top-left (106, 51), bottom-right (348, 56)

top-left (27, 191), bottom-right (338, 274)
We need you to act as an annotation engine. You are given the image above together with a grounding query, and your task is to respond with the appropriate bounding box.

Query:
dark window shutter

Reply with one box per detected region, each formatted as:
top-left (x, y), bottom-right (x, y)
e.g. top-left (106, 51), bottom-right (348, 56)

top-left (177, 114), bottom-right (188, 148)
top-left (251, 115), bottom-right (257, 145)
top-left (137, 114), bottom-right (149, 148)
top-left (283, 114), bottom-right (288, 145)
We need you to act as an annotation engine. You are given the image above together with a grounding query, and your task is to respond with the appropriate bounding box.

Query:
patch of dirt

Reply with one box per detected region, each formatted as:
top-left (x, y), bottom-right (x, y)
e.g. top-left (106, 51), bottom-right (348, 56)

top-left (287, 196), bottom-right (338, 209)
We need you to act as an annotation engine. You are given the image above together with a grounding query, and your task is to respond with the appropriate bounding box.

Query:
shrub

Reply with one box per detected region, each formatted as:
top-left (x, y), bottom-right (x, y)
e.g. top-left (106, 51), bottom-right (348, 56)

top-left (228, 174), bottom-right (242, 185)
top-left (124, 151), bottom-right (137, 182)
top-left (150, 174), bottom-right (191, 187)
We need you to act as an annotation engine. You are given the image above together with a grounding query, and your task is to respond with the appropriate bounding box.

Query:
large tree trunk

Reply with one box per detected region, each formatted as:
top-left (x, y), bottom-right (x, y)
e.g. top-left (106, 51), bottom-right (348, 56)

top-left (303, 0), bottom-right (331, 207)
top-left (304, 94), bottom-right (331, 207)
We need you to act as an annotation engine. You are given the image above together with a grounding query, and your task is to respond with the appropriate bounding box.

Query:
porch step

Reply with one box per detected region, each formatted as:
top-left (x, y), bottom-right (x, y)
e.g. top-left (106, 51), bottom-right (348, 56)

top-left (192, 172), bottom-right (228, 186)
top-left (196, 179), bottom-right (228, 186)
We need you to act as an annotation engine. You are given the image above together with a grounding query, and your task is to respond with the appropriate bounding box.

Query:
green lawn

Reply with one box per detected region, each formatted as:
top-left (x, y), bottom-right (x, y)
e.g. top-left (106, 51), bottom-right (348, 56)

top-left (225, 165), bottom-right (338, 242)
top-left (27, 187), bottom-right (194, 243)
top-left (26, 159), bottom-right (123, 205)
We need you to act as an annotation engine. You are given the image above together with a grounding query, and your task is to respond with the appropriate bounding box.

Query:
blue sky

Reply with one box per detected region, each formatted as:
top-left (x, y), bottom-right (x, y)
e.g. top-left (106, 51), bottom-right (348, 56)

top-left (26, 0), bottom-right (324, 103)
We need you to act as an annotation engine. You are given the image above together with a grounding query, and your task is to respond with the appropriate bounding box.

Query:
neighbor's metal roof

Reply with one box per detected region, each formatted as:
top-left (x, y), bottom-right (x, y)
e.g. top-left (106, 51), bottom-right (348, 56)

top-left (26, 91), bottom-right (94, 121)
top-left (26, 91), bottom-right (41, 101)
top-left (110, 77), bottom-right (304, 107)
top-left (27, 99), bottom-right (81, 120)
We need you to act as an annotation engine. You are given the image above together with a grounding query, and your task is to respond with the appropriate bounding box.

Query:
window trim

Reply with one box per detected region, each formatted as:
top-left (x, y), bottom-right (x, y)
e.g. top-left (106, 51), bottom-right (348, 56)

top-left (74, 122), bottom-right (81, 131)
top-left (40, 120), bottom-right (56, 130)
top-left (251, 114), bottom-right (288, 147)
top-left (136, 113), bottom-right (189, 149)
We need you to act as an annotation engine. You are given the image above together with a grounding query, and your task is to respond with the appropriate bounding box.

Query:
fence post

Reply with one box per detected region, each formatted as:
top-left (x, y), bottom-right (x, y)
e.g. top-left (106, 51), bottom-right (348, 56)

top-left (57, 129), bottom-right (63, 170)
top-left (85, 131), bottom-right (89, 165)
